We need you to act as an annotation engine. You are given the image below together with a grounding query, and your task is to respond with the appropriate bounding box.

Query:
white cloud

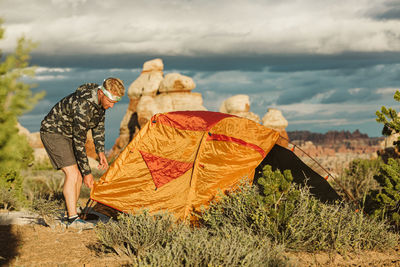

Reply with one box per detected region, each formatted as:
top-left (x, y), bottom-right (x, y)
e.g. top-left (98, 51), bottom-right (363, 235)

top-left (348, 88), bottom-right (362, 95)
top-left (34, 75), bottom-right (68, 81)
top-left (376, 87), bottom-right (399, 95)
top-left (1, 0), bottom-right (400, 56)
top-left (36, 66), bottom-right (72, 73)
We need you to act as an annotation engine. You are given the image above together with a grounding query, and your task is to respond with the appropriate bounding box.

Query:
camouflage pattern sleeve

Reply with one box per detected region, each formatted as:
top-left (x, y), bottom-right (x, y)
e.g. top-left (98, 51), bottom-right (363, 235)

top-left (92, 115), bottom-right (105, 154)
top-left (72, 99), bottom-right (92, 176)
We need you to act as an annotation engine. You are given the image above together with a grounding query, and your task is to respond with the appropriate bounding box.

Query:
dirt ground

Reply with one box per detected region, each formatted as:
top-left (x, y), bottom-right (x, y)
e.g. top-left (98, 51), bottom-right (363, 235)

top-left (1, 224), bottom-right (400, 267)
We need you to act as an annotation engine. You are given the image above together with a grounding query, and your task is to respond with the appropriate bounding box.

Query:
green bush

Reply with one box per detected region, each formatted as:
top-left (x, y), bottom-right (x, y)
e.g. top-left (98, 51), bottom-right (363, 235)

top-left (0, 169), bottom-right (25, 210)
top-left (198, 166), bottom-right (299, 242)
top-left (365, 158), bottom-right (400, 229)
top-left (95, 211), bottom-right (287, 266)
top-left (282, 188), bottom-right (398, 252)
top-left (30, 158), bottom-right (53, 171)
top-left (198, 166), bottom-right (399, 252)
top-left (30, 198), bottom-right (64, 227)
top-left (96, 211), bottom-right (176, 258)
top-left (376, 90), bottom-right (400, 150)
top-left (336, 158), bottom-right (382, 202)
top-left (23, 173), bottom-right (64, 201)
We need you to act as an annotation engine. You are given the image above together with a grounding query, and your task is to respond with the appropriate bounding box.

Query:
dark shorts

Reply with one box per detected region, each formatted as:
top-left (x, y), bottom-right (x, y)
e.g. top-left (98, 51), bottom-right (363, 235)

top-left (40, 132), bottom-right (77, 170)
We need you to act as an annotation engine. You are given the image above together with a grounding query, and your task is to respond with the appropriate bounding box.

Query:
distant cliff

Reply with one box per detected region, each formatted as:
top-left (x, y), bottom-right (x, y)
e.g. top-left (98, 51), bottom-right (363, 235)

top-left (287, 130), bottom-right (382, 146)
top-left (286, 130), bottom-right (384, 176)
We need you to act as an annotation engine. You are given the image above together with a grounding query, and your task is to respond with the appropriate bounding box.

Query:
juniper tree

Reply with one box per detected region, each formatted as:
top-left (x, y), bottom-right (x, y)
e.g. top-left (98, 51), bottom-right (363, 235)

top-left (367, 90), bottom-right (400, 228)
top-left (376, 90), bottom-right (400, 149)
top-left (0, 19), bottom-right (45, 208)
top-left (0, 19), bottom-right (44, 171)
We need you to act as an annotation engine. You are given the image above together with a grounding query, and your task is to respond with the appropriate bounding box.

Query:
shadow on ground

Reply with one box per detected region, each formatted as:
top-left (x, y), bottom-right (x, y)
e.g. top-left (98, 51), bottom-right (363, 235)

top-left (0, 225), bottom-right (19, 266)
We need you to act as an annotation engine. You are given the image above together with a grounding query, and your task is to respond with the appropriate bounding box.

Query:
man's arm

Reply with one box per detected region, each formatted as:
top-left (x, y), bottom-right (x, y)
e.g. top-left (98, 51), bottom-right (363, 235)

top-left (92, 114), bottom-right (108, 170)
top-left (72, 100), bottom-right (92, 177)
top-left (92, 114), bottom-right (105, 154)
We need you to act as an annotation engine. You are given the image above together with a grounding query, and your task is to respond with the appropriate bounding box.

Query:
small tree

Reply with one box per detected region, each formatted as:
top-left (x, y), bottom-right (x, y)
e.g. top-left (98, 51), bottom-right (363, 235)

top-left (368, 91), bottom-right (400, 228)
top-left (364, 158), bottom-right (400, 229)
top-left (0, 19), bottom-right (45, 171)
top-left (376, 90), bottom-right (400, 149)
top-left (0, 19), bottom-right (44, 209)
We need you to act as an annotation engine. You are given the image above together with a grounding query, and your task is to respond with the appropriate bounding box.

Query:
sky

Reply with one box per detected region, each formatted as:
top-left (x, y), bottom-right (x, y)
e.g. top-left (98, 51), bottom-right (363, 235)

top-left (1, 0), bottom-right (400, 149)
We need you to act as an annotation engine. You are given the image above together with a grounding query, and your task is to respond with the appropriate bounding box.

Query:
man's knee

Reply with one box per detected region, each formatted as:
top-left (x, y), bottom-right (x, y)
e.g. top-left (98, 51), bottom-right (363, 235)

top-left (62, 165), bottom-right (81, 183)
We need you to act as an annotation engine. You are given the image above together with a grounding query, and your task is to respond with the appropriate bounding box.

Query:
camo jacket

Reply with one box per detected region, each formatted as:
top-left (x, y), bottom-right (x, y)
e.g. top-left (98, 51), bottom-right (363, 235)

top-left (40, 83), bottom-right (105, 176)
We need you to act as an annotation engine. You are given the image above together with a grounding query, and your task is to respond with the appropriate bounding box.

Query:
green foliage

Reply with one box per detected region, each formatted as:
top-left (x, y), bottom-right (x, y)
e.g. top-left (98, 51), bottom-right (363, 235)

top-left (365, 158), bottom-right (400, 229)
top-left (0, 20), bottom-right (45, 172)
top-left (284, 190), bottom-right (398, 252)
top-left (29, 197), bottom-right (64, 227)
top-left (376, 90), bottom-right (400, 149)
top-left (30, 158), bottom-right (53, 171)
top-left (198, 166), bottom-right (300, 241)
top-left (96, 211), bottom-right (176, 258)
top-left (0, 170), bottom-right (25, 209)
top-left (336, 158), bottom-right (382, 202)
top-left (23, 174), bottom-right (64, 201)
top-left (198, 166), bottom-right (398, 252)
top-left (95, 211), bottom-right (287, 266)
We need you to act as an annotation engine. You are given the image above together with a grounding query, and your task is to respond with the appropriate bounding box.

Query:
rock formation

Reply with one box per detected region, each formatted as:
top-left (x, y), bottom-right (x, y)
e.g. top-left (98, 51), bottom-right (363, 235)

top-left (219, 94), bottom-right (260, 123)
top-left (108, 58), bottom-right (207, 159)
top-left (288, 130), bottom-right (383, 176)
top-left (262, 108), bottom-right (289, 147)
top-left (17, 122), bottom-right (47, 162)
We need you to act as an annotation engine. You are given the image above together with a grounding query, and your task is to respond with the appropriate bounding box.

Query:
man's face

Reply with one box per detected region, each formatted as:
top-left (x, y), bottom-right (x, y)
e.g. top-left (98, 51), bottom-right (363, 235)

top-left (100, 90), bottom-right (118, 109)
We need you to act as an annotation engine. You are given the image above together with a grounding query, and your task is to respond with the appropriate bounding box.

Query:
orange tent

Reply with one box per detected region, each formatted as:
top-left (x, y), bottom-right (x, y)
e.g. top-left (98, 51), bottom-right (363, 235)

top-left (91, 111), bottom-right (281, 219)
top-left (90, 110), bottom-right (340, 220)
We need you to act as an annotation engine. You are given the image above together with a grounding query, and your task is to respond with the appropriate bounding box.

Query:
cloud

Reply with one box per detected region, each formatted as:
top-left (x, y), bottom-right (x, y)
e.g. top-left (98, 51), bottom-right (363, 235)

top-left (369, 0), bottom-right (400, 21)
top-left (376, 87), bottom-right (400, 95)
top-left (36, 67), bottom-right (72, 73)
top-left (2, 0), bottom-right (400, 58)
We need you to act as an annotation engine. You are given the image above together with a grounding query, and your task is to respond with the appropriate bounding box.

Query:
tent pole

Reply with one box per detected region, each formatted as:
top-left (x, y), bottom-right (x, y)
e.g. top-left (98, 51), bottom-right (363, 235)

top-left (279, 135), bottom-right (359, 205)
top-left (81, 198), bottom-right (94, 220)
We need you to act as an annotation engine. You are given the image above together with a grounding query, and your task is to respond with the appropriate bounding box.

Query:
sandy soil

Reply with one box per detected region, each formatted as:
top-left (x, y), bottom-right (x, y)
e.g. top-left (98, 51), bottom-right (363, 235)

top-left (1, 223), bottom-right (400, 267)
top-left (0, 224), bottom-right (130, 267)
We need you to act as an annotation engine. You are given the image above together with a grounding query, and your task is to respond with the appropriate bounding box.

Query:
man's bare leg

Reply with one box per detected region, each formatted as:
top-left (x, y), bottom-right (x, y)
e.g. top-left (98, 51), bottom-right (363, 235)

top-left (62, 165), bottom-right (81, 217)
top-left (75, 172), bottom-right (83, 210)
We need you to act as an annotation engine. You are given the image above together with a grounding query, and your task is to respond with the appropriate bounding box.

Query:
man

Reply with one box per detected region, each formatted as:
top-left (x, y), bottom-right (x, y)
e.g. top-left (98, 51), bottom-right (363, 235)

top-left (40, 77), bottom-right (125, 228)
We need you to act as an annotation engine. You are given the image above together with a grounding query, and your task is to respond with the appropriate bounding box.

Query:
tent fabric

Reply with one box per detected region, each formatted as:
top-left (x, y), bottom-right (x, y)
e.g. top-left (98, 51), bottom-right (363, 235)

top-left (91, 111), bottom-right (280, 220)
top-left (254, 144), bottom-right (341, 203)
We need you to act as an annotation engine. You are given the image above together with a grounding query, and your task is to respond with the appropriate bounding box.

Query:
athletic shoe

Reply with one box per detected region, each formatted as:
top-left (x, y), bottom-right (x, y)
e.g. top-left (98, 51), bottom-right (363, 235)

top-left (66, 217), bottom-right (95, 230)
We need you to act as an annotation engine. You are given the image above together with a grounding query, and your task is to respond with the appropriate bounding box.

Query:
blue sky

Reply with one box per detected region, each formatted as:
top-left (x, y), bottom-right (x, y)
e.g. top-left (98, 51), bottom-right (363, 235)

top-left (1, 0), bottom-right (400, 149)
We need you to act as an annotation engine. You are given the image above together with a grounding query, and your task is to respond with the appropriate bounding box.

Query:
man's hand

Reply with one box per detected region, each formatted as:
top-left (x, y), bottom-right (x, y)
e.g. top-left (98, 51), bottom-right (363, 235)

top-left (98, 152), bottom-right (109, 170)
top-left (83, 173), bottom-right (94, 188)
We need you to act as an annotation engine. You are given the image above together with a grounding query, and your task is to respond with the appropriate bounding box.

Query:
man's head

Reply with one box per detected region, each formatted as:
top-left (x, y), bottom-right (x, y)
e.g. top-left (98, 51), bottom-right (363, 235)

top-left (98, 77), bottom-right (125, 109)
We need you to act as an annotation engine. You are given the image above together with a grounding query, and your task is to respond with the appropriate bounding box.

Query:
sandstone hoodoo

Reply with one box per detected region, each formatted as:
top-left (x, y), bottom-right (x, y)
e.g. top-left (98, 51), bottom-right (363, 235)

top-left (262, 108), bottom-right (289, 147)
top-left (219, 94), bottom-right (260, 123)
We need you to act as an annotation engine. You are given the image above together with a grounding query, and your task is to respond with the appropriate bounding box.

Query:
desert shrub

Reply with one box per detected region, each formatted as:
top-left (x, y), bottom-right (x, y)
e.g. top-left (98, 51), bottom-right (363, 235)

top-left (198, 166), bottom-right (300, 241)
top-left (140, 224), bottom-right (286, 267)
top-left (282, 188), bottom-right (398, 252)
top-left (364, 158), bottom-right (400, 229)
top-left (198, 166), bottom-right (399, 252)
top-left (30, 198), bottom-right (64, 226)
top-left (0, 169), bottom-right (25, 210)
top-left (23, 173), bottom-right (64, 201)
top-left (96, 211), bottom-right (287, 266)
top-left (30, 158), bottom-right (53, 171)
top-left (96, 211), bottom-right (176, 257)
top-left (335, 158), bottom-right (382, 202)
